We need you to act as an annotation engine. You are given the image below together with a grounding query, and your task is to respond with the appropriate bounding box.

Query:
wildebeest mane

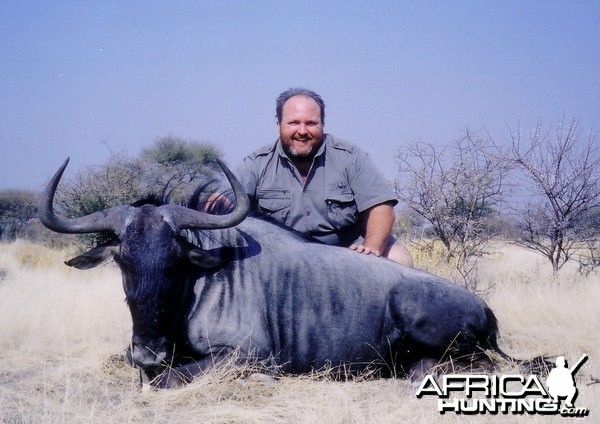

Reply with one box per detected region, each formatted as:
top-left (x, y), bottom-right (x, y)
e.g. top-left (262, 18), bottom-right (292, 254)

top-left (130, 194), bottom-right (170, 208)
top-left (187, 179), bottom-right (236, 214)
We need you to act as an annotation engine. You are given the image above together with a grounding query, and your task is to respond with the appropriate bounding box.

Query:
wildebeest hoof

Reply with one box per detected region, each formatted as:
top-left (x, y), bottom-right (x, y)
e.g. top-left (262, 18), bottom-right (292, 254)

top-left (248, 372), bottom-right (276, 384)
top-left (151, 369), bottom-right (189, 389)
top-left (409, 358), bottom-right (439, 389)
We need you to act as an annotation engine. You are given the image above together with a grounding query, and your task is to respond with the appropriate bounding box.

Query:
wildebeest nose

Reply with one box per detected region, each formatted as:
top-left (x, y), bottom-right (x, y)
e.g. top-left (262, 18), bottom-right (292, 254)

top-left (130, 338), bottom-right (168, 369)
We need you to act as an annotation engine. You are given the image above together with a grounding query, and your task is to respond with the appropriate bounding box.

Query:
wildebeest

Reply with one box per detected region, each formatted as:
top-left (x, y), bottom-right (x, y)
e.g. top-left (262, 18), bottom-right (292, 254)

top-left (39, 158), bottom-right (526, 389)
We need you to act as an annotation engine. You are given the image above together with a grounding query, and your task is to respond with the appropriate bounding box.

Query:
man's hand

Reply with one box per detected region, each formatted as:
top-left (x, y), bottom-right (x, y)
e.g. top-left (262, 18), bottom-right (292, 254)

top-left (348, 202), bottom-right (396, 256)
top-left (349, 243), bottom-right (381, 256)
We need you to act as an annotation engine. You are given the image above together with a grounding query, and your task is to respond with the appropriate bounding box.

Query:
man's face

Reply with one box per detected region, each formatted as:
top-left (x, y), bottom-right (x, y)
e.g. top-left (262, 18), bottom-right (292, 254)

top-left (278, 95), bottom-right (324, 159)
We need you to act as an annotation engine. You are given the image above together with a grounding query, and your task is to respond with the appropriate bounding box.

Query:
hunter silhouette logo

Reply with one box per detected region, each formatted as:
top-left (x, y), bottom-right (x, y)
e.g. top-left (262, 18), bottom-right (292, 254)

top-left (546, 354), bottom-right (588, 409)
top-left (415, 354), bottom-right (590, 417)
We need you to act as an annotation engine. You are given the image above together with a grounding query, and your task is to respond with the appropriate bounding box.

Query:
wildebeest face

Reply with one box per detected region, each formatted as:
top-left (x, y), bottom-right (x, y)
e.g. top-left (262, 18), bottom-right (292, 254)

top-left (116, 208), bottom-right (188, 370)
top-left (39, 158), bottom-right (249, 379)
top-left (65, 205), bottom-right (222, 371)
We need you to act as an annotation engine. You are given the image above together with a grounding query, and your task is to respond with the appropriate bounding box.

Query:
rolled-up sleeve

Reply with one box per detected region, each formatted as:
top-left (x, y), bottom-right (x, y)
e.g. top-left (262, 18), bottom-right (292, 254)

top-left (348, 149), bottom-right (398, 212)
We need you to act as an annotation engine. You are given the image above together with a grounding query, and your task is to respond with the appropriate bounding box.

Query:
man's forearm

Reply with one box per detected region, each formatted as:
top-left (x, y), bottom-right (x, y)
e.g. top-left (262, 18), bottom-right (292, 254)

top-left (360, 203), bottom-right (395, 255)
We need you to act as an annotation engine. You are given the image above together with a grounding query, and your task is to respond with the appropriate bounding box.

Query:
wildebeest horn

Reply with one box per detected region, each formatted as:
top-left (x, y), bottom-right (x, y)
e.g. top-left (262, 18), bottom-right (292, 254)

top-left (39, 158), bottom-right (250, 234)
top-left (160, 159), bottom-right (250, 230)
top-left (38, 158), bottom-right (132, 234)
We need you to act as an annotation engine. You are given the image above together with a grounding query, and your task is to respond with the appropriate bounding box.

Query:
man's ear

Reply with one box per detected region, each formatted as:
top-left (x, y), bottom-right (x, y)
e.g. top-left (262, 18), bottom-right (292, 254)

top-left (65, 240), bottom-right (119, 270)
top-left (188, 248), bottom-right (224, 269)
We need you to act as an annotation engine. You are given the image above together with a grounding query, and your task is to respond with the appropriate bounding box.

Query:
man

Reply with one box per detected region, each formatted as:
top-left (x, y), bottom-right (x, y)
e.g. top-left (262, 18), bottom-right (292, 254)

top-left (235, 88), bottom-right (413, 267)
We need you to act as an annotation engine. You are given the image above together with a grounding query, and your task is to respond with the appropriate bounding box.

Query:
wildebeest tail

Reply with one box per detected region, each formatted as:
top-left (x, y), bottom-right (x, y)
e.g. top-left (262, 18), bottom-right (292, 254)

top-left (482, 306), bottom-right (554, 375)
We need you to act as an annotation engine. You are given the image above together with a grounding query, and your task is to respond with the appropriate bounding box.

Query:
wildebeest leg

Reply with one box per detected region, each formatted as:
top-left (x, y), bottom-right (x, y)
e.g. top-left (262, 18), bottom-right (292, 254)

top-left (408, 358), bottom-right (439, 385)
top-left (139, 368), bottom-right (157, 392)
top-left (153, 351), bottom-right (239, 389)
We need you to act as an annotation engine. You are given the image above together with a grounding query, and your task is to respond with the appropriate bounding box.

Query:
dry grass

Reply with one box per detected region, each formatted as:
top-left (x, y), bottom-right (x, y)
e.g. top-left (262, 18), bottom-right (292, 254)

top-left (1, 240), bottom-right (598, 423)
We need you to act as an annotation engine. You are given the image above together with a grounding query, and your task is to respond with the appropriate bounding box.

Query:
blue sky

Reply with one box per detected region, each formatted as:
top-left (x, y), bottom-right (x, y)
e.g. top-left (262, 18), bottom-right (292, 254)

top-left (1, 0), bottom-right (599, 190)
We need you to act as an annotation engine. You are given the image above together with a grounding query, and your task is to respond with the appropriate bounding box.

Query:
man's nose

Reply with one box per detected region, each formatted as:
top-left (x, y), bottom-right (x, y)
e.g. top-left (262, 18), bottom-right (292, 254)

top-left (297, 124), bottom-right (308, 134)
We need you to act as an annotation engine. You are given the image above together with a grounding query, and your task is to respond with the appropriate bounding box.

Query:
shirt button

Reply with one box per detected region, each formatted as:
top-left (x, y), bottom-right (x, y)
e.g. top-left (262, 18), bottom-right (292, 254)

top-left (305, 211), bottom-right (311, 216)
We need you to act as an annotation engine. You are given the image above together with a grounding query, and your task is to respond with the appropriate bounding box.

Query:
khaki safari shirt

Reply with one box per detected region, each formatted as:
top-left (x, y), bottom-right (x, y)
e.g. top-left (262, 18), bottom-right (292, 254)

top-left (235, 134), bottom-right (398, 246)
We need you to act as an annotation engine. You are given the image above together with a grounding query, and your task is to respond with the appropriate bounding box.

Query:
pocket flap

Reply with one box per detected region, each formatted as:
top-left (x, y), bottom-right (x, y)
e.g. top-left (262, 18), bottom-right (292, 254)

top-left (326, 192), bottom-right (355, 205)
top-left (257, 189), bottom-right (290, 212)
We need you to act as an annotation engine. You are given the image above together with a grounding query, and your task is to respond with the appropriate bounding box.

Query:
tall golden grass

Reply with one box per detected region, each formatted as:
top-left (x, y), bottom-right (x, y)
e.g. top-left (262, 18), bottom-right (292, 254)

top-left (0, 240), bottom-right (598, 423)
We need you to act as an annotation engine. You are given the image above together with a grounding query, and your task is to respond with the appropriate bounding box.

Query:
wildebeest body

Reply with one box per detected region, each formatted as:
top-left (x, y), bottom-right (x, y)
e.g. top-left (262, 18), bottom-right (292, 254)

top-left (179, 215), bottom-right (494, 378)
top-left (39, 158), bottom-right (506, 388)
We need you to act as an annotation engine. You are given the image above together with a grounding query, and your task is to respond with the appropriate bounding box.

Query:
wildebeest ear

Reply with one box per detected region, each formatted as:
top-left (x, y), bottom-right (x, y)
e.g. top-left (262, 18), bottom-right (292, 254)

top-left (188, 248), bottom-right (223, 269)
top-left (65, 241), bottom-right (119, 270)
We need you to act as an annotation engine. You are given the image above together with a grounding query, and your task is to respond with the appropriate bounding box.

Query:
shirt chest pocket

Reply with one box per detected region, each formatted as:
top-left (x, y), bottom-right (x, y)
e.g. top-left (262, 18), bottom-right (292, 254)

top-left (325, 191), bottom-right (358, 230)
top-left (257, 189), bottom-right (291, 224)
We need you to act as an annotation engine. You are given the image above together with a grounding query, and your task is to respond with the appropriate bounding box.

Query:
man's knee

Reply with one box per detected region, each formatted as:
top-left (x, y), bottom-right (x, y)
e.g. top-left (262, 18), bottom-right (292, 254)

top-left (382, 240), bottom-right (414, 268)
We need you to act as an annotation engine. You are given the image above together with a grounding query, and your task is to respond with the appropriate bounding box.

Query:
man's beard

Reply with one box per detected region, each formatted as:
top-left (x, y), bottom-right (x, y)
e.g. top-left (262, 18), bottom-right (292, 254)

top-left (283, 138), bottom-right (321, 161)
top-left (286, 145), bottom-right (318, 159)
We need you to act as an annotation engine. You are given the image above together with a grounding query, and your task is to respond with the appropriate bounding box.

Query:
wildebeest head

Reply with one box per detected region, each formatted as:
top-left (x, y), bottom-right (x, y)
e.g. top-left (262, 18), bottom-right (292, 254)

top-left (38, 158), bottom-right (250, 374)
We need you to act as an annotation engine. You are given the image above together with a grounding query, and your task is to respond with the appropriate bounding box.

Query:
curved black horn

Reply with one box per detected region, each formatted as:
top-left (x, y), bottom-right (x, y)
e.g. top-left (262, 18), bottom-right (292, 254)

top-left (38, 158), bottom-right (131, 234)
top-left (161, 159), bottom-right (250, 230)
